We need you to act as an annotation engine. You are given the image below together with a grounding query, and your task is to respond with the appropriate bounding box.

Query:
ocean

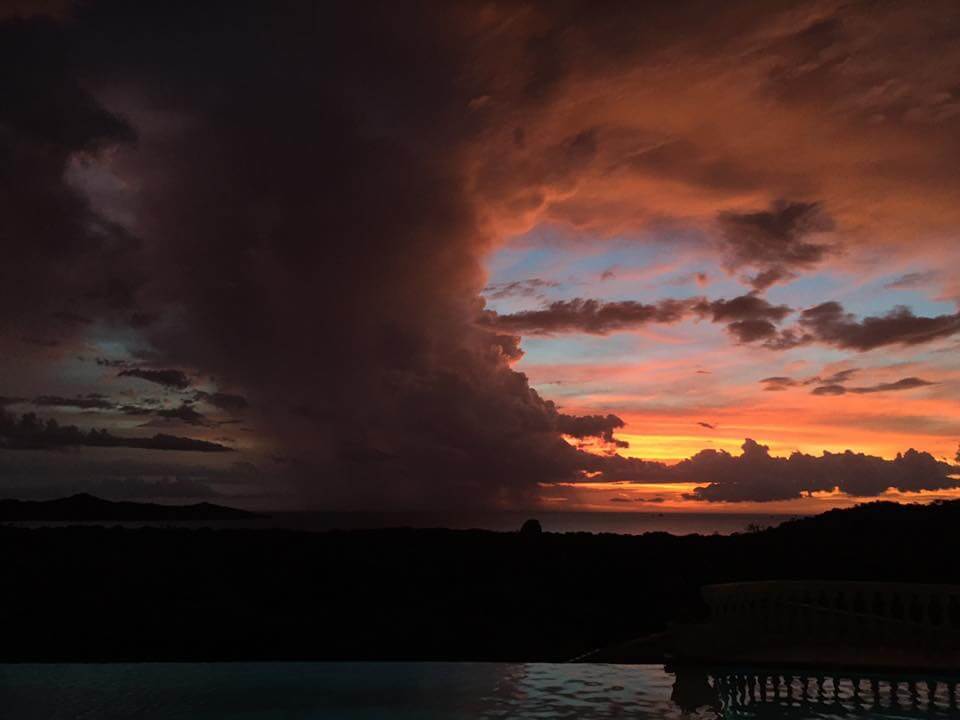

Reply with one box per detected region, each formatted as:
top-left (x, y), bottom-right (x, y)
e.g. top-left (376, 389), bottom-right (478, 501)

top-left (3, 510), bottom-right (796, 535)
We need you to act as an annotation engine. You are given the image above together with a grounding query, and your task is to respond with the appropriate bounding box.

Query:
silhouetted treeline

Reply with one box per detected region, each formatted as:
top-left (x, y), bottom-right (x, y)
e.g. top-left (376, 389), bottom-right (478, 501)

top-left (2, 500), bottom-right (959, 662)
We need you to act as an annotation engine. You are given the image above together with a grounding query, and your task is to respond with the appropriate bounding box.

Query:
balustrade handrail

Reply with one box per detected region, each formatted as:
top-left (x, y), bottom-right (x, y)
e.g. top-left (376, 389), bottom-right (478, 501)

top-left (784, 599), bottom-right (960, 631)
top-left (704, 580), bottom-right (960, 596)
top-left (671, 580), bottom-right (960, 669)
top-left (701, 581), bottom-right (960, 632)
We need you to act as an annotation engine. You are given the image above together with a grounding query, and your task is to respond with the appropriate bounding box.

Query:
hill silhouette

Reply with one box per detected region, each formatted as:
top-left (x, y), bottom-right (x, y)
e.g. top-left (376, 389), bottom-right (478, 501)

top-left (1, 499), bottom-right (958, 662)
top-left (0, 493), bottom-right (260, 521)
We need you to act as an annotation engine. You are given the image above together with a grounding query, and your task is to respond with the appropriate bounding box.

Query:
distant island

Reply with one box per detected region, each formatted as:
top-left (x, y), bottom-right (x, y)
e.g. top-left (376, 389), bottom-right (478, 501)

top-left (0, 493), bottom-right (262, 522)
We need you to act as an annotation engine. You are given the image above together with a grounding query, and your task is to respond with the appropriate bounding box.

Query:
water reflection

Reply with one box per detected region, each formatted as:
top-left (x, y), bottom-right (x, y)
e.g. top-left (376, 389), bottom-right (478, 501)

top-left (0, 662), bottom-right (958, 719)
top-left (481, 663), bottom-right (682, 718)
top-left (670, 663), bottom-right (960, 718)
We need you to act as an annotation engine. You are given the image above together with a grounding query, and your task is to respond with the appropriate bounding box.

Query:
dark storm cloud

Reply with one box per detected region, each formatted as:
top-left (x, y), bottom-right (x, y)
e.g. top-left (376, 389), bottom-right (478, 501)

top-left (52, 311), bottom-right (92, 325)
top-left (118, 368), bottom-right (191, 390)
top-left (481, 297), bottom-right (696, 335)
top-left (760, 376), bottom-right (798, 391)
top-left (819, 368), bottom-right (859, 385)
top-left (129, 311), bottom-right (158, 328)
top-left (5, 1), bottom-right (957, 509)
top-left (19, 336), bottom-right (60, 348)
top-left (538, 378), bottom-right (955, 503)
top-left (33, 394), bottom-right (115, 410)
top-left (694, 294), bottom-right (792, 323)
top-left (677, 439), bottom-right (959, 502)
top-left (612, 294), bottom-right (788, 339)
top-left (0, 14), bottom-right (140, 348)
top-left (758, 328), bottom-right (814, 351)
top-left (799, 302), bottom-right (960, 351)
top-left (1, 0), bottom-right (658, 509)
top-left (608, 494), bottom-right (665, 503)
top-left (811, 384), bottom-right (846, 396)
top-left (727, 319), bottom-right (780, 343)
top-left (738, 301), bottom-right (960, 352)
top-left (556, 413), bottom-right (626, 447)
top-left (573, 451), bottom-right (673, 484)
top-left (810, 377), bottom-right (935, 396)
top-left (483, 278), bottom-right (560, 300)
top-left (0, 410), bottom-right (231, 452)
top-left (717, 201), bottom-right (834, 289)
top-left (154, 403), bottom-right (210, 426)
top-left (27, 395), bottom-right (225, 427)
top-left (760, 368), bottom-right (859, 391)
top-left (484, 292), bottom-right (793, 340)
top-left (0, 1), bottom-right (71, 20)
top-left (744, 267), bottom-right (794, 291)
top-left (192, 391), bottom-right (249, 413)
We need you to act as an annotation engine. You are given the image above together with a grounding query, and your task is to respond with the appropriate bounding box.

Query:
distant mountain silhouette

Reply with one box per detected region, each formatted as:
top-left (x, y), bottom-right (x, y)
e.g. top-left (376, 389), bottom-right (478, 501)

top-left (0, 493), bottom-right (261, 521)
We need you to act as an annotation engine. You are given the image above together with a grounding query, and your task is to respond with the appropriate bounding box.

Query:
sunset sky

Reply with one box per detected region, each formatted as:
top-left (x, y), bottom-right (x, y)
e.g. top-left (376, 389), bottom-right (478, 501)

top-left (1, 0), bottom-right (958, 512)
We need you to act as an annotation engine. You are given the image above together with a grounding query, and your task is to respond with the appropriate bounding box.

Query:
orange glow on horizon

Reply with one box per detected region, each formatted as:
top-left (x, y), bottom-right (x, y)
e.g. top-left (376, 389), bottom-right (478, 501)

top-left (539, 481), bottom-right (960, 515)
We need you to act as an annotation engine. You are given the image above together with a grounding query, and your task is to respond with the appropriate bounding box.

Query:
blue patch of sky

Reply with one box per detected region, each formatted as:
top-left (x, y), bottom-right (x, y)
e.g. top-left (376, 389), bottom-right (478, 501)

top-left (858, 271), bottom-right (956, 317)
top-left (517, 318), bottom-right (724, 368)
top-left (46, 332), bottom-right (135, 390)
top-left (485, 245), bottom-right (559, 285)
top-left (766, 267), bottom-right (955, 319)
top-left (486, 226), bottom-right (958, 406)
top-left (486, 232), bottom-right (723, 311)
top-left (47, 326), bottom-right (167, 403)
top-left (766, 271), bottom-right (846, 310)
top-left (518, 334), bottom-right (641, 366)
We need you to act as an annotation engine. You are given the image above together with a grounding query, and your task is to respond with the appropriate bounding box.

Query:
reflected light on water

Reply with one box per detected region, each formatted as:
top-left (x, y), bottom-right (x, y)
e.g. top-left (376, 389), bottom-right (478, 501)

top-left (1, 662), bottom-right (958, 719)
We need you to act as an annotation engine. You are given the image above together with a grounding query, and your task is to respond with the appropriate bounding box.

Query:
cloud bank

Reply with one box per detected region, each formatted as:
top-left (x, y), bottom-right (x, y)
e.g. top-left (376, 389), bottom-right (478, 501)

top-left (2, 1), bottom-right (959, 508)
top-left (675, 440), bottom-right (959, 503)
top-left (0, 411), bottom-right (231, 452)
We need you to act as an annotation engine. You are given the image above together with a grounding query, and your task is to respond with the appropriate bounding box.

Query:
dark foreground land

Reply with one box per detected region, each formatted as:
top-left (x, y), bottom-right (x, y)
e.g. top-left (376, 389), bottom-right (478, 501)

top-left (2, 500), bottom-right (959, 662)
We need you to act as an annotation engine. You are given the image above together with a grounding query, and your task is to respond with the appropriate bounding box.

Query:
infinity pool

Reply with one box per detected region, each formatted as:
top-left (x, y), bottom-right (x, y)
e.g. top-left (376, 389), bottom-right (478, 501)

top-left (1, 662), bottom-right (957, 719)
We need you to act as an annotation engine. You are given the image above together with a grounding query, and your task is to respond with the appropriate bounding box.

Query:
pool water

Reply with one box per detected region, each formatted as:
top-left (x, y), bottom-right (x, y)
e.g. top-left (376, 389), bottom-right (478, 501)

top-left (0, 662), bottom-right (956, 719)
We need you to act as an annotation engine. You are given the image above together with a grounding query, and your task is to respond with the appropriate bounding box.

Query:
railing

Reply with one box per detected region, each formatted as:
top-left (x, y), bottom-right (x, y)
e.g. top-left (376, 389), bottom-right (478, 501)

top-left (670, 664), bottom-right (960, 717)
top-left (702, 581), bottom-right (960, 648)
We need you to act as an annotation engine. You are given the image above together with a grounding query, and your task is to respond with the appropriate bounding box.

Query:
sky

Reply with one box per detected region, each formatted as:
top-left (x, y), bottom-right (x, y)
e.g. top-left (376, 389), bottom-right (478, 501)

top-left (1, 0), bottom-right (958, 512)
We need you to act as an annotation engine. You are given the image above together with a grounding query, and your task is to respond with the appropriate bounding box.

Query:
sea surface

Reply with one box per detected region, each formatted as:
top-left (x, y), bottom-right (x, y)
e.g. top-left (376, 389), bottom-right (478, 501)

top-left (1, 662), bottom-right (956, 719)
top-left (4, 510), bottom-right (795, 535)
